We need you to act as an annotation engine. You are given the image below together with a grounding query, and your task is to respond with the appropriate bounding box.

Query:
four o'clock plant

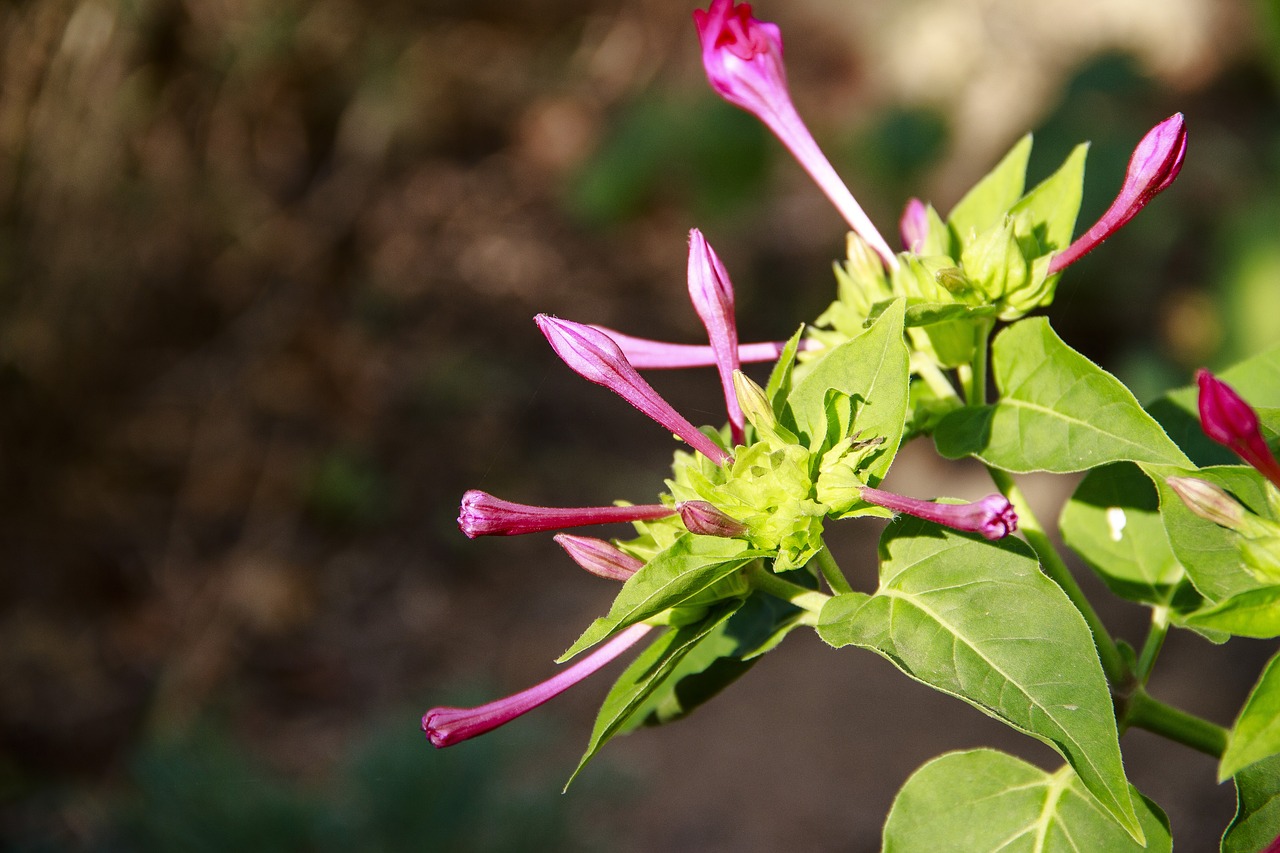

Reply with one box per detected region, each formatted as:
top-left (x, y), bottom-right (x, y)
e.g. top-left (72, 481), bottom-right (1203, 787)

top-left (425, 2), bottom-right (1280, 849)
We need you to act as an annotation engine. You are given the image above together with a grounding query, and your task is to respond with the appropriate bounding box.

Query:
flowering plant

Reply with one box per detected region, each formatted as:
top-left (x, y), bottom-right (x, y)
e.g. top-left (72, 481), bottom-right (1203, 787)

top-left (427, 3), bottom-right (1280, 850)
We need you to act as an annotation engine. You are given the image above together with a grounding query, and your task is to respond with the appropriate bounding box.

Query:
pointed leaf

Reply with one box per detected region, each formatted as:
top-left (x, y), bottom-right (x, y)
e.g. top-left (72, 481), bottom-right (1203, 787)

top-left (1222, 753), bottom-right (1280, 853)
top-left (948, 135), bottom-right (1032, 244)
top-left (788, 298), bottom-right (909, 482)
top-left (1010, 142), bottom-right (1089, 255)
top-left (1221, 652), bottom-right (1280, 781)
top-left (559, 535), bottom-right (763, 661)
top-left (882, 749), bottom-right (1169, 852)
top-left (1181, 586), bottom-right (1280, 639)
top-left (1060, 462), bottom-right (1184, 605)
top-left (935, 318), bottom-right (1190, 472)
top-left (818, 519), bottom-right (1140, 839)
top-left (764, 325), bottom-right (806, 413)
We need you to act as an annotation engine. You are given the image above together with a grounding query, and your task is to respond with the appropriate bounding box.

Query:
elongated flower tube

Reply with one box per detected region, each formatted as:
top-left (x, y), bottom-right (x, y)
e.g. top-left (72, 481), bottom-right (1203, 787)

top-left (679, 500), bottom-right (748, 538)
top-left (688, 229), bottom-right (744, 444)
top-left (592, 327), bottom-right (816, 369)
top-left (458, 490), bottom-right (674, 538)
top-left (553, 534), bottom-right (644, 580)
top-left (535, 315), bottom-right (732, 465)
top-left (900, 198), bottom-right (930, 253)
top-left (1048, 114), bottom-right (1186, 274)
top-left (423, 623), bottom-right (652, 747)
top-left (1196, 369), bottom-right (1280, 487)
top-left (859, 487), bottom-right (1018, 541)
top-left (693, 0), bottom-right (898, 269)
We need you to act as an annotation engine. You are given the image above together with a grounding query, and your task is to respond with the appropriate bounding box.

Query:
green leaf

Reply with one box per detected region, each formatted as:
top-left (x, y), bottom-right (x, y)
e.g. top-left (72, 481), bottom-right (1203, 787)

top-left (1221, 652), bottom-right (1280, 781)
top-left (1151, 465), bottom-right (1274, 602)
top-left (1010, 142), bottom-right (1088, 256)
top-left (565, 602), bottom-right (740, 788)
top-left (934, 318), bottom-right (1190, 472)
top-left (1181, 586), bottom-right (1280, 638)
top-left (1059, 462), bottom-right (1184, 605)
top-left (863, 299), bottom-right (999, 329)
top-left (787, 298), bottom-right (909, 482)
top-left (1222, 753), bottom-right (1280, 853)
top-left (818, 520), bottom-right (1141, 840)
top-left (559, 535), bottom-right (762, 661)
top-left (948, 135), bottom-right (1032, 244)
top-left (882, 749), bottom-right (1169, 853)
top-left (764, 325), bottom-right (806, 414)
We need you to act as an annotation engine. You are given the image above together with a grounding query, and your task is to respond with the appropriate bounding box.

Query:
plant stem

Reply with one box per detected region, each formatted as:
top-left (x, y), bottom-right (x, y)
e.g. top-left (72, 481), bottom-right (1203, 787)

top-left (746, 563), bottom-right (830, 621)
top-left (1135, 606), bottom-right (1170, 684)
top-left (966, 319), bottom-right (994, 406)
top-left (814, 543), bottom-right (854, 595)
top-left (1124, 689), bottom-right (1228, 758)
top-left (911, 352), bottom-right (961, 403)
top-left (987, 466), bottom-right (1130, 687)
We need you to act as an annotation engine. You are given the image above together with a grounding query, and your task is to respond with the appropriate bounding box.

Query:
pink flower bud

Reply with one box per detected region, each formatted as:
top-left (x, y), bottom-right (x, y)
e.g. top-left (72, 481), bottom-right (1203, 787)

top-left (423, 623), bottom-right (652, 747)
top-left (688, 230), bottom-right (744, 444)
top-left (1165, 476), bottom-right (1250, 530)
top-left (692, 0), bottom-right (897, 268)
top-left (859, 487), bottom-right (1018, 541)
top-left (457, 490), bottom-right (674, 538)
top-left (1049, 114), bottom-right (1186, 274)
top-left (1196, 369), bottom-right (1280, 487)
top-left (553, 534), bottom-right (644, 580)
top-left (590, 326), bottom-right (816, 369)
top-left (535, 315), bottom-right (732, 465)
top-left (900, 198), bottom-right (930, 253)
top-left (679, 500), bottom-right (748, 538)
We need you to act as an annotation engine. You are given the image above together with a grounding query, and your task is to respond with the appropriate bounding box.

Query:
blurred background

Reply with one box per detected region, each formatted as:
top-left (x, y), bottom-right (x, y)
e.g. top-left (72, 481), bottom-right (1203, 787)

top-left (3, 0), bottom-right (1280, 849)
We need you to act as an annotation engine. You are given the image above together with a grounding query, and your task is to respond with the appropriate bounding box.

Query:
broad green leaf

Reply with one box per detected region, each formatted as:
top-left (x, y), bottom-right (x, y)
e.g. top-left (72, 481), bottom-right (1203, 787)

top-left (565, 602), bottom-right (739, 788)
top-left (935, 318), bottom-right (1190, 472)
top-left (1222, 753), bottom-right (1280, 853)
top-left (948, 135), bottom-right (1032, 244)
top-left (1010, 142), bottom-right (1088, 256)
top-left (882, 749), bottom-right (1169, 853)
top-left (764, 325), bottom-right (806, 414)
top-left (1221, 653), bottom-right (1280, 780)
top-left (1181, 586), bottom-right (1280, 638)
top-left (818, 520), bottom-right (1141, 839)
top-left (1148, 345), bottom-right (1280, 466)
top-left (788, 298), bottom-right (909, 483)
top-left (1059, 462), bottom-right (1184, 605)
top-left (1151, 465), bottom-right (1274, 602)
top-left (559, 535), bottom-right (762, 661)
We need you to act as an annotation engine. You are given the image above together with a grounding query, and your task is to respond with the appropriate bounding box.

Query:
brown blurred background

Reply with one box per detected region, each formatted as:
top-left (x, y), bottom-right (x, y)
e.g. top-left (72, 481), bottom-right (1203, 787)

top-left (3, 0), bottom-right (1280, 850)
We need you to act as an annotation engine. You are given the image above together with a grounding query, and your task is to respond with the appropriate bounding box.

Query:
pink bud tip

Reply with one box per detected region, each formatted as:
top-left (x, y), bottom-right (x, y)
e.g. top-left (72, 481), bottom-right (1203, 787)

top-left (553, 534), bottom-right (645, 580)
top-left (859, 487), bottom-right (1018, 541)
top-left (1196, 369), bottom-right (1280, 487)
top-left (679, 500), bottom-right (748, 538)
top-left (457, 490), bottom-right (675, 538)
top-left (535, 315), bottom-right (732, 465)
top-left (688, 229), bottom-right (744, 444)
top-left (900, 198), bottom-right (930, 253)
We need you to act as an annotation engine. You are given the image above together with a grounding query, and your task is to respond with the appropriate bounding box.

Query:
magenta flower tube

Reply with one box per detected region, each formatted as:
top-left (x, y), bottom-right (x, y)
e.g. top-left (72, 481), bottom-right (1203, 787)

top-left (1048, 114), bottom-right (1186, 274)
top-left (688, 229), bottom-right (745, 444)
top-left (693, 0), bottom-right (897, 269)
top-left (423, 623), bottom-right (653, 748)
top-left (1196, 369), bottom-right (1280, 488)
top-left (553, 534), bottom-right (645, 580)
top-left (591, 327), bottom-right (815, 370)
top-left (458, 490), bottom-right (674, 539)
top-left (536, 315), bottom-right (732, 465)
top-left (859, 487), bottom-right (1018, 541)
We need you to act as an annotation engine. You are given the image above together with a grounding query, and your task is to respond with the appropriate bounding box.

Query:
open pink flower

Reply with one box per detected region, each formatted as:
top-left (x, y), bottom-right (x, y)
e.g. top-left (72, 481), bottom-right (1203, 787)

top-left (693, 0), bottom-right (897, 269)
top-left (1196, 369), bottom-right (1280, 488)
top-left (1048, 114), bottom-right (1186, 274)
top-left (424, 623), bottom-right (652, 747)
top-left (536, 315), bottom-right (732, 465)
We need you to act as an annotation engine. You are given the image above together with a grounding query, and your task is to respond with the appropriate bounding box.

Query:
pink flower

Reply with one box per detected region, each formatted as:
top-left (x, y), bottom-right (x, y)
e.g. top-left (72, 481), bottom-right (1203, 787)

top-left (535, 315), bottom-right (732, 465)
top-left (458, 490), bottom-right (674, 538)
top-left (693, 0), bottom-right (897, 269)
top-left (423, 623), bottom-right (652, 747)
top-left (679, 500), bottom-right (748, 538)
top-left (900, 198), bottom-right (930, 253)
top-left (553, 534), bottom-right (645, 580)
top-left (1196, 369), bottom-right (1280, 487)
top-left (590, 327), bottom-right (815, 370)
top-left (1048, 114), bottom-right (1186, 274)
top-left (858, 487), bottom-right (1018, 541)
top-left (688, 229), bottom-right (745, 444)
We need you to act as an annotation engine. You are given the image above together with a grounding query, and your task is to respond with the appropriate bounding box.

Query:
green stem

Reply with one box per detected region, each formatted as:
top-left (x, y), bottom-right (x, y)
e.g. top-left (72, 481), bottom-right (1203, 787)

top-left (746, 563), bottom-right (830, 623)
top-left (987, 466), bottom-right (1130, 688)
top-left (1135, 606), bottom-right (1170, 684)
top-left (966, 319), bottom-right (994, 406)
top-left (1124, 689), bottom-right (1228, 758)
top-left (911, 352), bottom-right (961, 403)
top-left (814, 543), bottom-right (854, 595)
